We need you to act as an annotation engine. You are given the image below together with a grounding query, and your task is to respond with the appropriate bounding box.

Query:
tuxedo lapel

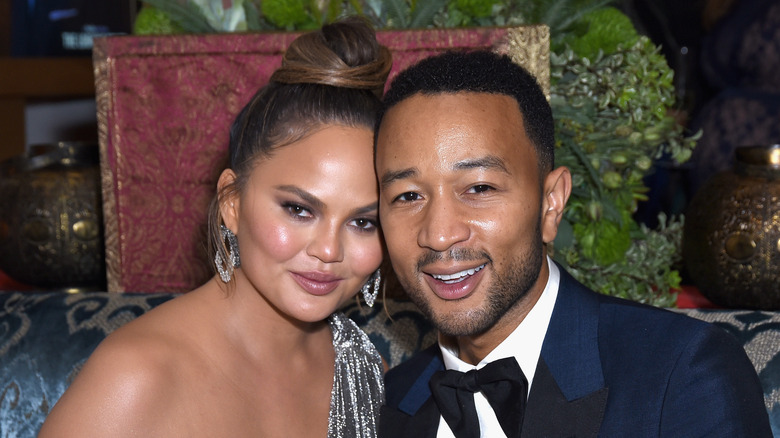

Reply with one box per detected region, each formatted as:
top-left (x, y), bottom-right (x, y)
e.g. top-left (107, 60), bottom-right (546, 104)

top-left (521, 266), bottom-right (609, 436)
top-left (541, 267), bottom-right (607, 400)
top-left (522, 358), bottom-right (608, 437)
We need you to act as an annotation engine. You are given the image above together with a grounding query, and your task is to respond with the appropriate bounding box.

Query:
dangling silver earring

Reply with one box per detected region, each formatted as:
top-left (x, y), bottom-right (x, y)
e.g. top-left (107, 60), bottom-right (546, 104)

top-left (215, 225), bottom-right (241, 283)
top-left (361, 269), bottom-right (381, 307)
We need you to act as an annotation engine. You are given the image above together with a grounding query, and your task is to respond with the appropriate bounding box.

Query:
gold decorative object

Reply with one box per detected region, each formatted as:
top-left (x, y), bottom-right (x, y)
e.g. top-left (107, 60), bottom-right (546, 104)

top-left (0, 142), bottom-right (106, 290)
top-left (499, 26), bottom-right (550, 100)
top-left (683, 145), bottom-right (780, 309)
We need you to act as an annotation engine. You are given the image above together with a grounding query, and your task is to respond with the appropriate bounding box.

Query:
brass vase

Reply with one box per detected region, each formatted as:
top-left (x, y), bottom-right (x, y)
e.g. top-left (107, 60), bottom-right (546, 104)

top-left (683, 145), bottom-right (780, 309)
top-left (0, 142), bottom-right (106, 290)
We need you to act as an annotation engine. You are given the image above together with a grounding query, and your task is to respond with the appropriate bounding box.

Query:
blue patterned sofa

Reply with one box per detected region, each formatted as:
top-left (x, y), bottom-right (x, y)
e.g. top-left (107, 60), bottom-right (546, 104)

top-left (2, 291), bottom-right (780, 437)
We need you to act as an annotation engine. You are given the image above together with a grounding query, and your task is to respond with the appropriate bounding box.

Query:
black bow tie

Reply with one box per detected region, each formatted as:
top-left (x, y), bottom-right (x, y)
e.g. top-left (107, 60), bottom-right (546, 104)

top-left (429, 357), bottom-right (527, 438)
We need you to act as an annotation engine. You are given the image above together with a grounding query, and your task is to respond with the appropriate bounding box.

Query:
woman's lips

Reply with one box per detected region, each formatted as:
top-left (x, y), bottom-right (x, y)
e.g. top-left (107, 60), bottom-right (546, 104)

top-left (424, 264), bottom-right (487, 300)
top-left (291, 272), bottom-right (343, 296)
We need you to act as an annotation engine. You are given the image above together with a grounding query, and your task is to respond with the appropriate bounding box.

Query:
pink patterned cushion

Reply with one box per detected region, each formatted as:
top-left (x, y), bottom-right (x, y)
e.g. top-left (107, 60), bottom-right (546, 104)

top-left (93, 27), bottom-right (549, 292)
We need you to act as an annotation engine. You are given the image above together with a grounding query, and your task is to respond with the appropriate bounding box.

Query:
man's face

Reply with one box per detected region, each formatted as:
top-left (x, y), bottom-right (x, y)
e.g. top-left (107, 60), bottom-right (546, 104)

top-left (376, 92), bottom-right (562, 337)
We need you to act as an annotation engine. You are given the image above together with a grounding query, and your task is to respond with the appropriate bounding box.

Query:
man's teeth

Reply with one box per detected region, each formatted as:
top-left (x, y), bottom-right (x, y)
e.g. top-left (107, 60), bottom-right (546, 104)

top-left (432, 264), bottom-right (485, 283)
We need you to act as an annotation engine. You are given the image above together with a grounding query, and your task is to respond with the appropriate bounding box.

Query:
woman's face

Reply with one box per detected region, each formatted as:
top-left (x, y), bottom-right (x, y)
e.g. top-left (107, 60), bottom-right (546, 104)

top-left (222, 125), bottom-right (383, 323)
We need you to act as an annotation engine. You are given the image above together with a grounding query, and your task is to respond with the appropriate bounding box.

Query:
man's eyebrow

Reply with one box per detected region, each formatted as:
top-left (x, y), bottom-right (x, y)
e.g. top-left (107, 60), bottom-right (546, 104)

top-left (380, 156), bottom-right (509, 188)
top-left (454, 155), bottom-right (509, 173)
top-left (380, 168), bottom-right (418, 189)
top-left (275, 185), bottom-right (324, 210)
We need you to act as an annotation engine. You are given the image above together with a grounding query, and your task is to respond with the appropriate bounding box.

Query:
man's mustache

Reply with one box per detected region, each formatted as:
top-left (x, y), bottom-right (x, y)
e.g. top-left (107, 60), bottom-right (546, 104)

top-left (415, 248), bottom-right (493, 272)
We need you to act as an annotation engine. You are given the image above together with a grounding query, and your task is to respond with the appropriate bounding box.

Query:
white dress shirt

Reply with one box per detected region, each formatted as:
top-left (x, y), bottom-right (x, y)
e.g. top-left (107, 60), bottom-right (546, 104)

top-left (436, 256), bottom-right (560, 438)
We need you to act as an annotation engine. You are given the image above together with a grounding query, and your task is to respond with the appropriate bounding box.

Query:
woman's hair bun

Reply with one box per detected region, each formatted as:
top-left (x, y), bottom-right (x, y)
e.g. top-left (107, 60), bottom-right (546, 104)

top-left (270, 17), bottom-right (392, 96)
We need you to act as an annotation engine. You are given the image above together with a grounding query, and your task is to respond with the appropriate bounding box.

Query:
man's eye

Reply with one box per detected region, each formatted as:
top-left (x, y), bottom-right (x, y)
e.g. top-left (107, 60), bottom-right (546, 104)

top-left (469, 184), bottom-right (494, 193)
top-left (394, 192), bottom-right (420, 202)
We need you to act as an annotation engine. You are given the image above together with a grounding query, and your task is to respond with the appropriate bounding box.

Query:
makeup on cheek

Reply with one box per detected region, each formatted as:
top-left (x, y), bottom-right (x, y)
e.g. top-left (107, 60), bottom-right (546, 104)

top-left (256, 221), bottom-right (303, 261)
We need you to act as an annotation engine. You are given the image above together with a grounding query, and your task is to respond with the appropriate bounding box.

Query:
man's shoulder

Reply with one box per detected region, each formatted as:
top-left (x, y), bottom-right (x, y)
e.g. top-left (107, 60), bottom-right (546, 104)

top-left (558, 267), bottom-right (720, 342)
top-left (557, 267), bottom-right (740, 362)
top-left (559, 273), bottom-right (771, 435)
top-left (582, 286), bottom-right (753, 383)
top-left (598, 291), bottom-right (728, 345)
top-left (597, 297), bottom-right (771, 435)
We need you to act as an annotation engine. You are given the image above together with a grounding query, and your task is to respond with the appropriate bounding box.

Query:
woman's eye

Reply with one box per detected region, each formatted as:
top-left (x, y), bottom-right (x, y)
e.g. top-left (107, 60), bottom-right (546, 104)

top-left (393, 192), bottom-right (420, 202)
top-left (351, 218), bottom-right (378, 232)
top-left (283, 203), bottom-right (313, 218)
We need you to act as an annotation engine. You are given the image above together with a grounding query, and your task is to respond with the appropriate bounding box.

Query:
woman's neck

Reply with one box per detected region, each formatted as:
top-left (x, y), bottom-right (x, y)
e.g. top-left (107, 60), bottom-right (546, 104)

top-left (205, 276), bottom-right (333, 364)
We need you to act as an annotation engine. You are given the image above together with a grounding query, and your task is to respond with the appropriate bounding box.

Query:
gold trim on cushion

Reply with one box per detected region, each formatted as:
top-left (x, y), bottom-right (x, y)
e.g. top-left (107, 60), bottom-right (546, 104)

top-left (93, 40), bottom-right (121, 293)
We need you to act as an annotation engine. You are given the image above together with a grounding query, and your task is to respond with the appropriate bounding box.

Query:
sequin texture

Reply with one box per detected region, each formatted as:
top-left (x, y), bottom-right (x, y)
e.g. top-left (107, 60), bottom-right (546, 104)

top-left (327, 312), bottom-right (384, 438)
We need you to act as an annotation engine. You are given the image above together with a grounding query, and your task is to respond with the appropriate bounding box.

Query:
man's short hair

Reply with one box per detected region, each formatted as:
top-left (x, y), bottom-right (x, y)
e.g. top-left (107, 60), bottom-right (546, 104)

top-left (378, 50), bottom-right (555, 172)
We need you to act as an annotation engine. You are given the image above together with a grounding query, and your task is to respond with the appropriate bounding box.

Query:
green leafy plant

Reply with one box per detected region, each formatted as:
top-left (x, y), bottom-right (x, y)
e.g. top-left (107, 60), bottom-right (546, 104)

top-left (134, 0), bottom-right (698, 307)
top-left (547, 9), bottom-right (698, 306)
top-left (138, 0), bottom-right (217, 33)
top-left (134, 4), bottom-right (186, 34)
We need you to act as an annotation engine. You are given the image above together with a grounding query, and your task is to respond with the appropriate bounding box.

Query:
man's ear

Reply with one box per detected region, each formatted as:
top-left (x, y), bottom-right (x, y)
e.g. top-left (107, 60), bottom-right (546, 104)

top-left (541, 166), bottom-right (572, 244)
top-left (217, 169), bottom-right (240, 233)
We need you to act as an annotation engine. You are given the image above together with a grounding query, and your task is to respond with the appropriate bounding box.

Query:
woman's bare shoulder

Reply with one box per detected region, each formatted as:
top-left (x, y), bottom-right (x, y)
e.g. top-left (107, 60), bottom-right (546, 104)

top-left (38, 292), bottom-right (211, 437)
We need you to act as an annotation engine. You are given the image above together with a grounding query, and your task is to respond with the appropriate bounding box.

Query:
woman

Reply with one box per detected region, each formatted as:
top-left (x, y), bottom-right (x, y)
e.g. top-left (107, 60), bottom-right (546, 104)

top-left (39, 18), bottom-right (392, 438)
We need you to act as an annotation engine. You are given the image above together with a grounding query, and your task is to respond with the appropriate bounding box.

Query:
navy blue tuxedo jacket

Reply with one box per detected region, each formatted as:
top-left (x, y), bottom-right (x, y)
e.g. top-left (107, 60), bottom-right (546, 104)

top-left (380, 267), bottom-right (771, 437)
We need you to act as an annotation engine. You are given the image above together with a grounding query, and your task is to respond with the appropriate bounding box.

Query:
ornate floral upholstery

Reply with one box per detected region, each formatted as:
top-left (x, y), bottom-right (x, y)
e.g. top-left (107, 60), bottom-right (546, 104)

top-left (2, 291), bottom-right (780, 437)
top-left (92, 27), bottom-right (550, 293)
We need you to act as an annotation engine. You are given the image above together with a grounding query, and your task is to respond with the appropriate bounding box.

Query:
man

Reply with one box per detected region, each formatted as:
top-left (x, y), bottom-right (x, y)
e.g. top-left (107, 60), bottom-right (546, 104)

top-left (374, 50), bottom-right (771, 437)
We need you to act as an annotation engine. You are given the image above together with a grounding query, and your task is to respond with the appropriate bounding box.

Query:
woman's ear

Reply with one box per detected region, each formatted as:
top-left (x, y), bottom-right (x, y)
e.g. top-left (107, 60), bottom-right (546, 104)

top-left (541, 166), bottom-right (572, 244)
top-left (217, 169), bottom-right (240, 232)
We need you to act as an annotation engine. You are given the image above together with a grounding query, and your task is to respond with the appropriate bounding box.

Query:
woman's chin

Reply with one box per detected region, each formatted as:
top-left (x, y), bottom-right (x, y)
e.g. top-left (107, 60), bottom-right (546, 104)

top-left (286, 296), bottom-right (354, 324)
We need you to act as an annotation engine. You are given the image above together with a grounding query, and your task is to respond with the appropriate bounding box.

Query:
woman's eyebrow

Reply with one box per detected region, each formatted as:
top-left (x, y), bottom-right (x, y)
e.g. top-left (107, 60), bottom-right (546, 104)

top-left (275, 185), bottom-right (324, 210)
top-left (352, 202), bottom-right (379, 216)
top-left (277, 185), bottom-right (377, 215)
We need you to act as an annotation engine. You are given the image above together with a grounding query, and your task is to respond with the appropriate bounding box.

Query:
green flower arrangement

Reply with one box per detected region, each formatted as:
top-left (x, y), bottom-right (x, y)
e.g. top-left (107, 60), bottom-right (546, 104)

top-left (550, 7), bottom-right (697, 306)
top-left (134, 0), bottom-right (698, 307)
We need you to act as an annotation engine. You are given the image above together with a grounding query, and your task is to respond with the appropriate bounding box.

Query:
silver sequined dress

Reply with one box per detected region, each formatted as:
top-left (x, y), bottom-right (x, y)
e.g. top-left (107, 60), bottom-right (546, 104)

top-left (327, 311), bottom-right (384, 438)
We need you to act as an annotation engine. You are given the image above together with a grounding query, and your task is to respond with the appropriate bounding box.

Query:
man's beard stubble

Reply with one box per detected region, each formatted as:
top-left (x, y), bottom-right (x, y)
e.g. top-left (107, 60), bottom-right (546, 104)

top-left (399, 220), bottom-right (544, 337)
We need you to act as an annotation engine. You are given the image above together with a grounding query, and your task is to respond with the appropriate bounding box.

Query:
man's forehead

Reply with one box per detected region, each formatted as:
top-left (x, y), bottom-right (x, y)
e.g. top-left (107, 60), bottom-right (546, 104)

top-left (381, 92), bottom-right (513, 136)
top-left (377, 92), bottom-right (525, 152)
top-left (375, 91), bottom-right (538, 185)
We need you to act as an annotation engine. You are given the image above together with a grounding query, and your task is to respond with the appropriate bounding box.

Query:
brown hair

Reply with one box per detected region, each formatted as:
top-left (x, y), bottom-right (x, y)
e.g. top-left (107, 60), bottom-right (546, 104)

top-left (207, 17), bottom-right (392, 284)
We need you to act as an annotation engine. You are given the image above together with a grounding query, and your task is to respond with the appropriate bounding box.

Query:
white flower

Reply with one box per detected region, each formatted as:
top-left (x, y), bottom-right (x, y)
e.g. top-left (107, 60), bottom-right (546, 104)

top-left (190, 0), bottom-right (247, 32)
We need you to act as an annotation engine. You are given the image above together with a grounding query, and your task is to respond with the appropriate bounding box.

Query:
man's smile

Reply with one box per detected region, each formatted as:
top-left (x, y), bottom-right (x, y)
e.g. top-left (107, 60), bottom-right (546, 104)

top-left (430, 264), bottom-right (487, 284)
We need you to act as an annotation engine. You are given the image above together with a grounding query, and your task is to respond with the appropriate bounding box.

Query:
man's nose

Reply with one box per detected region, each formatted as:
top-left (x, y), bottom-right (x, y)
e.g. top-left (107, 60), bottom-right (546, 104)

top-left (416, 196), bottom-right (470, 252)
